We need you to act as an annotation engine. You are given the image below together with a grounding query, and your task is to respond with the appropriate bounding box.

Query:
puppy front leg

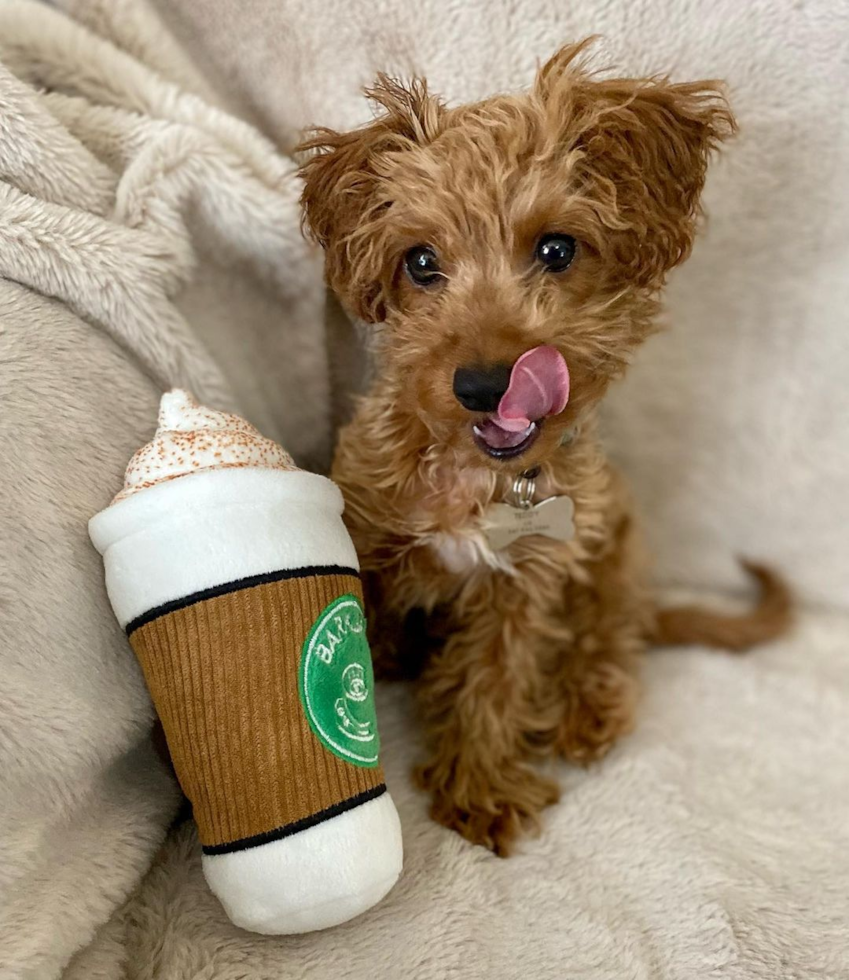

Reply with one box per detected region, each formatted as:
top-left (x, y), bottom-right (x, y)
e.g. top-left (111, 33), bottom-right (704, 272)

top-left (554, 518), bottom-right (646, 764)
top-left (415, 577), bottom-right (560, 856)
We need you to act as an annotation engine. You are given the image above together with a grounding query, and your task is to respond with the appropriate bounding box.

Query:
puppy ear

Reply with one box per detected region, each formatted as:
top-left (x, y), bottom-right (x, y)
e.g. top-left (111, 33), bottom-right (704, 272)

top-left (298, 76), bottom-right (445, 321)
top-left (537, 42), bottom-right (737, 286)
top-left (535, 37), bottom-right (600, 95)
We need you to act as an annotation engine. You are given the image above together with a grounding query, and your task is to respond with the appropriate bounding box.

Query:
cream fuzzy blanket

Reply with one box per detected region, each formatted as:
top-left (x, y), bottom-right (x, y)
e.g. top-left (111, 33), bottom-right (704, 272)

top-left (0, 2), bottom-right (847, 979)
top-left (0, 1), bottom-right (324, 976)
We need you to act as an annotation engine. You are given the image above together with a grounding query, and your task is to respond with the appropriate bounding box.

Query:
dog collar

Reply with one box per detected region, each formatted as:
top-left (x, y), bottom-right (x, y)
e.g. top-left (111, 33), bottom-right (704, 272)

top-left (559, 424), bottom-right (579, 448)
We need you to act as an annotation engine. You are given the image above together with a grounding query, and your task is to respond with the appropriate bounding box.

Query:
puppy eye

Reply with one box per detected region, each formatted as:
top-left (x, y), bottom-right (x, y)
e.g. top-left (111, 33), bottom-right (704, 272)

top-left (405, 245), bottom-right (442, 286)
top-left (535, 234), bottom-right (577, 273)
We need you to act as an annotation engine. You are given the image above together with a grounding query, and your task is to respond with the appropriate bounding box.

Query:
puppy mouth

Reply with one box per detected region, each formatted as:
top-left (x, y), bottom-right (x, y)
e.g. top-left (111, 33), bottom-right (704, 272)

top-left (472, 418), bottom-right (541, 460)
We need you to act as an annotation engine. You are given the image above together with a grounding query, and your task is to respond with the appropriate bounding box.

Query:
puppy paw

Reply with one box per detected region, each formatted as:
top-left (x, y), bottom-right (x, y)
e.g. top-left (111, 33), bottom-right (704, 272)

top-left (557, 660), bottom-right (639, 764)
top-left (415, 758), bottom-right (560, 856)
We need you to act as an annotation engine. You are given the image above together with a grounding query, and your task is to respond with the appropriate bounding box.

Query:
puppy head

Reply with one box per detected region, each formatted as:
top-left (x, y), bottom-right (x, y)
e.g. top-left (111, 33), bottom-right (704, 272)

top-left (299, 40), bottom-right (736, 472)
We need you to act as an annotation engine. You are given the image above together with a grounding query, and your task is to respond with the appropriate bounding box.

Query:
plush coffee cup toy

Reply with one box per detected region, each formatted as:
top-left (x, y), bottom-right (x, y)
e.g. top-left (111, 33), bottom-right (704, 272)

top-left (89, 391), bottom-right (403, 934)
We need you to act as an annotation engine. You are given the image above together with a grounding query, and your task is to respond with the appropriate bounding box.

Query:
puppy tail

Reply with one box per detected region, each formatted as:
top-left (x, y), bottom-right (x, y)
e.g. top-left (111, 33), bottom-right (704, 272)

top-left (650, 560), bottom-right (793, 652)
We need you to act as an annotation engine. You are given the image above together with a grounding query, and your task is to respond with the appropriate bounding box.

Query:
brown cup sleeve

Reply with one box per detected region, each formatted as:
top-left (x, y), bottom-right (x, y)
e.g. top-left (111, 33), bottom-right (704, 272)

top-left (129, 570), bottom-right (385, 852)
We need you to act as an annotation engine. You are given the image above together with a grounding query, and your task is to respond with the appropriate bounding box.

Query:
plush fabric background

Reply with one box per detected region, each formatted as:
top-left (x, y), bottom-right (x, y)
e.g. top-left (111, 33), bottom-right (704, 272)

top-left (0, 1), bottom-right (846, 978)
top-left (0, 1), bottom-right (325, 974)
top-left (153, 0), bottom-right (849, 611)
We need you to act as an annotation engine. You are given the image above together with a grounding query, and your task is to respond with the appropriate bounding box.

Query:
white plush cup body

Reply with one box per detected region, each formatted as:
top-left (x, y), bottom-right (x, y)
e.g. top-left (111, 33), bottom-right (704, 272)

top-left (89, 466), bottom-right (403, 934)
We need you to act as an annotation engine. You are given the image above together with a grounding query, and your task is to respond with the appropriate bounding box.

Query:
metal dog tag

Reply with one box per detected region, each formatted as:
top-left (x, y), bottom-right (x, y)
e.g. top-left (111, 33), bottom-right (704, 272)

top-left (483, 495), bottom-right (575, 551)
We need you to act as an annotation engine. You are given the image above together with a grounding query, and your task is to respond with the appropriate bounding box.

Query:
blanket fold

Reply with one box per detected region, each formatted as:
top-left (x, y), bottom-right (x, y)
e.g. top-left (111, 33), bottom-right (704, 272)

top-left (0, 0), bottom-right (328, 459)
top-left (0, 2), bottom-right (328, 976)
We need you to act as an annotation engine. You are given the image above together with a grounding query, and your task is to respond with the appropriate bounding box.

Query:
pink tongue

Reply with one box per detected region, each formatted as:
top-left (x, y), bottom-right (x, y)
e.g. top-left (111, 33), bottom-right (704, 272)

top-left (495, 346), bottom-right (570, 432)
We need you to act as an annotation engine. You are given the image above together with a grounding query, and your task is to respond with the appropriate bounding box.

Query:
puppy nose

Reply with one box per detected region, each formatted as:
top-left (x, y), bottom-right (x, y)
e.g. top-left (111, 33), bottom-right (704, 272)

top-left (452, 364), bottom-right (512, 413)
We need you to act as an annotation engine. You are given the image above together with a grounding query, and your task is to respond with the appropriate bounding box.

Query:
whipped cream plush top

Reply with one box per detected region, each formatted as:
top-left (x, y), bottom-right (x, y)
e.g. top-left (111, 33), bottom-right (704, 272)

top-left (114, 390), bottom-right (297, 502)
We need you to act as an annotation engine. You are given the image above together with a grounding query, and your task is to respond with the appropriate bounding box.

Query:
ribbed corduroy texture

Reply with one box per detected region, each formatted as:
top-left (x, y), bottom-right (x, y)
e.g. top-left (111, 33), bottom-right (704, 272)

top-left (130, 572), bottom-right (384, 849)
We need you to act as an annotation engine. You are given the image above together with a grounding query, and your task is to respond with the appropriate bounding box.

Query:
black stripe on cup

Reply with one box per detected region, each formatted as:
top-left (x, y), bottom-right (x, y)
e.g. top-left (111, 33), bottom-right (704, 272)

top-left (125, 565), bottom-right (361, 637)
top-left (201, 783), bottom-right (388, 855)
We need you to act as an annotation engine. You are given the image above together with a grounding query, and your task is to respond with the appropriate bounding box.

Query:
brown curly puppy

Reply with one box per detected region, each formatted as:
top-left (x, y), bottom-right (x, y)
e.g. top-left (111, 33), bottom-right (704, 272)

top-left (298, 40), bottom-right (791, 855)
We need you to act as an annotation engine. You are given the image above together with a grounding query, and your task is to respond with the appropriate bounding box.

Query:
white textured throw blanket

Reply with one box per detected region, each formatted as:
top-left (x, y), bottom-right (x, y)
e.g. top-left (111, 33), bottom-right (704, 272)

top-left (0, 2), bottom-right (847, 978)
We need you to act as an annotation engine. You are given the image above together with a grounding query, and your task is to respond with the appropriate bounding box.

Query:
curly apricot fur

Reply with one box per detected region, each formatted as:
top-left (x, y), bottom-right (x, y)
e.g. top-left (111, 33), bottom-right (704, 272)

top-left (299, 41), bottom-right (789, 855)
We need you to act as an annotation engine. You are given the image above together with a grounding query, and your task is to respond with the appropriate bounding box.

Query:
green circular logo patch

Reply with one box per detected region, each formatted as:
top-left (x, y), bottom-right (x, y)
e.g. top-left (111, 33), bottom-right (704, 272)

top-left (298, 593), bottom-right (380, 767)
